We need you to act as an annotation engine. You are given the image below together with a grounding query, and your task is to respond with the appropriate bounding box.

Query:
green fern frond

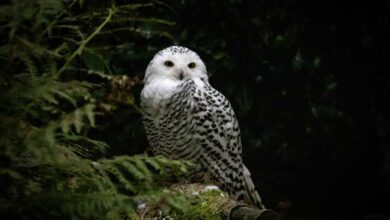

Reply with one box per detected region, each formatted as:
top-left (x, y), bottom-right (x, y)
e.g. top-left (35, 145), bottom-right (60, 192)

top-left (98, 27), bottom-right (174, 39)
top-left (18, 54), bottom-right (38, 74)
top-left (111, 17), bottom-right (175, 26)
top-left (116, 3), bottom-right (154, 11)
top-left (37, 0), bottom-right (64, 17)
top-left (52, 24), bottom-right (86, 40)
top-left (59, 103), bottom-right (97, 133)
top-left (14, 36), bottom-right (61, 58)
top-left (59, 134), bottom-right (108, 157)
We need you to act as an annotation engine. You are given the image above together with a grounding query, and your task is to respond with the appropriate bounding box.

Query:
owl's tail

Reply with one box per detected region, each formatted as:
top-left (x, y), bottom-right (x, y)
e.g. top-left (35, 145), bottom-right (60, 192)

top-left (243, 165), bottom-right (265, 209)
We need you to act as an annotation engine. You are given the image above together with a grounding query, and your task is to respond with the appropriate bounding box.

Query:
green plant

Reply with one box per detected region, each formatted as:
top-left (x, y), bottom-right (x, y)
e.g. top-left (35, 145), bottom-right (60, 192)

top-left (0, 0), bottom-right (192, 219)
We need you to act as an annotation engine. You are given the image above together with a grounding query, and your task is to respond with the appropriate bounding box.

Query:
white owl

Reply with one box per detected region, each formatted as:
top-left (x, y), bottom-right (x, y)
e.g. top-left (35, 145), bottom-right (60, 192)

top-left (140, 46), bottom-right (264, 208)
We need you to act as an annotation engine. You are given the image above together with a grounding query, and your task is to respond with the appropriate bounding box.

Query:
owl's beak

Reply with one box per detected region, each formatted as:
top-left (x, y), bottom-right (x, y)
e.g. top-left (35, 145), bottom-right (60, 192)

top-left (178, 71), bottom-right (184, 80)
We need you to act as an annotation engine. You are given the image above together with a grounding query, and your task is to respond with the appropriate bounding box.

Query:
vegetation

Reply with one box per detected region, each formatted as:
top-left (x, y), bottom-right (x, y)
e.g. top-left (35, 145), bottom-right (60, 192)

top-left (0, 0), bottom-right (389, 219)
top-left (0, 0), bottom-right (193, 219)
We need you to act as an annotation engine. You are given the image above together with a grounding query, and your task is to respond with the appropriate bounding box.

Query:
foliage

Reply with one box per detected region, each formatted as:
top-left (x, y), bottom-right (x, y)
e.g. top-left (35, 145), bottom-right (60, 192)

top-left (0, 0), bottom-right (192, 219)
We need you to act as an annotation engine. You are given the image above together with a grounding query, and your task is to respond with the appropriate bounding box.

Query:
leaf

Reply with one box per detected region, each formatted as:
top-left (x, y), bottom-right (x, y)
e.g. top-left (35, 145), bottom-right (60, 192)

top-left (73, 108), bottom-right (83, 133)
top-left (326, 82), bottom-right (338, 90)
top-left (0, 168), bottom-right (22, 179)
top-left (81, 49), bottom-right (106, 71)
top-left (313, 56), bottom-right (321, 68)
top-left (84, 104), bottom-right (96, 127)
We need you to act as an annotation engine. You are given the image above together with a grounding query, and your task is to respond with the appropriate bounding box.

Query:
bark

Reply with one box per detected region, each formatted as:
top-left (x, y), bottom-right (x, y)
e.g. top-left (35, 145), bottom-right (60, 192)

top-left (228, 204), bottom-right (281, 220)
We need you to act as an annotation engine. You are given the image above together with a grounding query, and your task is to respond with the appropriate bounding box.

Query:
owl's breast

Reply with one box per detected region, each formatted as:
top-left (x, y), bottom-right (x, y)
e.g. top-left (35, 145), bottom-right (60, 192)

top-left (141, 79), bottom-right (201, 161)
top-left (141, 78), bottom-right (182, 118)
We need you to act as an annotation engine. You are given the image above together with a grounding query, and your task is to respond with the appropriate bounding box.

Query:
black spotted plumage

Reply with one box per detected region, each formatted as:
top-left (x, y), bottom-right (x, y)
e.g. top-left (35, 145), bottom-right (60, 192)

top-left (140, 46), bottom-right (265, 208)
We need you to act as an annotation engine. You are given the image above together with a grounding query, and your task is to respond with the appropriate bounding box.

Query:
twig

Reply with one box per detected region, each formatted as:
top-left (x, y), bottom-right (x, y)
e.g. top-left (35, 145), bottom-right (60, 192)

top-left (56, 7), bottom-right (115, 76)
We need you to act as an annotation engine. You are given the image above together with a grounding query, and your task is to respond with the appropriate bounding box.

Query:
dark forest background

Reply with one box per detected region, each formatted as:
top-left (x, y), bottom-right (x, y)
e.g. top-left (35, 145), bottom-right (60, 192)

top-left (0, 0), bottom-right (389, 219)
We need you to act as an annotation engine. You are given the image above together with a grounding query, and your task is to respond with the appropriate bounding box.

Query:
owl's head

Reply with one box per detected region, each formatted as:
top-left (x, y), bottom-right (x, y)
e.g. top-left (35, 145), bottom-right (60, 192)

top-left (144, 46), bottom-right (208, 84)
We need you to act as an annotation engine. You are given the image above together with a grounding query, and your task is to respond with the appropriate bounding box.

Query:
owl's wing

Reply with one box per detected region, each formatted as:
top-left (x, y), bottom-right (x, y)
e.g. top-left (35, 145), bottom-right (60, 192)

top-left (191, 81), bottom-right (265, 208)
top-left (191, 82), bottom-right (243, 194)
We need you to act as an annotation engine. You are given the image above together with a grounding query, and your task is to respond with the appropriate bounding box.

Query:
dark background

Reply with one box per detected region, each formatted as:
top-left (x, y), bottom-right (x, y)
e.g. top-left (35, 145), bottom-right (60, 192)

top-left (96, 1), bottom-right (390, 219)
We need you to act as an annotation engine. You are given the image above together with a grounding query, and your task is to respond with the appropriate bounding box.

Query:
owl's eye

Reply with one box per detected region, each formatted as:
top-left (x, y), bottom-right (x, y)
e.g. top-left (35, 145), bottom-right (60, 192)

top-left (164, 60), bottom-right (174, 67)
top-left (188, 62), bottom-right (196, 69)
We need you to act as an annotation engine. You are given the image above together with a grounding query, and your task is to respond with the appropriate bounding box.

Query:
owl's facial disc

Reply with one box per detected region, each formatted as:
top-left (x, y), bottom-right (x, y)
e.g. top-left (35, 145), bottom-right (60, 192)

top-left (161, 59), bottom-right (187, 80)
top-left (144, 46), bottom-right (209, 84)
top-left (161, 58), bottom-right (200, 81)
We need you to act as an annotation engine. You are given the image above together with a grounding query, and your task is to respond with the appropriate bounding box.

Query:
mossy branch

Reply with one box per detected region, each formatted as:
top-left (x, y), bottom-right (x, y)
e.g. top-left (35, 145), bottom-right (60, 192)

top-left (142, 183), bottom-right (281, 220)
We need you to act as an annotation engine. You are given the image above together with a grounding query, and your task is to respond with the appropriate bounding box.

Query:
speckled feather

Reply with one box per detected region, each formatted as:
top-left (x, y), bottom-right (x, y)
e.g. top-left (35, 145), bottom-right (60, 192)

top-left (141, 46), bottom-right (264, 208)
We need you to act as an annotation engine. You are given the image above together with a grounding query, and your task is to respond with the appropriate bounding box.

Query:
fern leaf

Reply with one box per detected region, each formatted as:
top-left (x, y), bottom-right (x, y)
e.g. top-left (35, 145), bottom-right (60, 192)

top-left (14, 37), bottom-right (61, 58)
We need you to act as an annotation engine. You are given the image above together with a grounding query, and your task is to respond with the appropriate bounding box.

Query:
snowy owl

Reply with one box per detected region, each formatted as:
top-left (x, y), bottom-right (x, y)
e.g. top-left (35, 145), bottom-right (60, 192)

top-left (140, 46), bottom-right (265, 208)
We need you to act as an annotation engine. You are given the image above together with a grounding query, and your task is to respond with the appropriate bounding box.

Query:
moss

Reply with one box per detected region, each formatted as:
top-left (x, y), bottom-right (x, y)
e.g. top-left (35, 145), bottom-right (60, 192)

top-left (141, 183), bottom-right (237, 219)
top-left (181, 189), bottom-right (230, 220)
